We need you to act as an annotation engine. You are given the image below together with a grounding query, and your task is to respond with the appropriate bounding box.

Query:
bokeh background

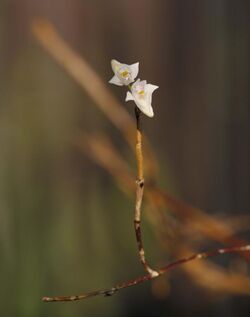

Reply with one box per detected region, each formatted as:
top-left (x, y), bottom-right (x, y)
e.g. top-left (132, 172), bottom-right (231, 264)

top-left (0, 0), bottom-right (249, 316)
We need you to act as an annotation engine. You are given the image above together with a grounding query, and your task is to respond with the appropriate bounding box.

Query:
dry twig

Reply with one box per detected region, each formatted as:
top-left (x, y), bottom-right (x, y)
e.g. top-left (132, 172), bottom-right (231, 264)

top-left (42, 245), bottom-right (250, 302)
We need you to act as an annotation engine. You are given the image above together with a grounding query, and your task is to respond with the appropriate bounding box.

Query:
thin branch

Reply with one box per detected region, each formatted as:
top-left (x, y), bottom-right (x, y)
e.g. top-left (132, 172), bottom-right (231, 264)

top-left (42, 244), bottom-right (250, 302)
top-left (176, 246), bottom-right (250, 295)
top-left (134, 107), bottom-right (159, 277)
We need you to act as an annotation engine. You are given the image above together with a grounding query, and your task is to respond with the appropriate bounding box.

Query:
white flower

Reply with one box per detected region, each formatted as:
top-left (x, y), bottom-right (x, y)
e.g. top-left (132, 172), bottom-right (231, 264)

top-left (125, 79), bottom-right (159, 118)
top-left (109, 59), bottom-right (139, 86)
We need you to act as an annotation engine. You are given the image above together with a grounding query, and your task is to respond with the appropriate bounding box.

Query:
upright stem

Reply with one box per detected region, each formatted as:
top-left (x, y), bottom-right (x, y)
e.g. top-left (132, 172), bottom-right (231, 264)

top-left (135, 107), bottom-right (144, 180)
top-left (134, 107), bottom-right (159, 277)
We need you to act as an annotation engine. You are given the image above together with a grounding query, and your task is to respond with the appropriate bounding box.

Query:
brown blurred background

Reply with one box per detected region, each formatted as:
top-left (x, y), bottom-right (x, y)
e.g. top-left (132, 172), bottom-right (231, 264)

top-left (0, 0), bottom-right (249, 316)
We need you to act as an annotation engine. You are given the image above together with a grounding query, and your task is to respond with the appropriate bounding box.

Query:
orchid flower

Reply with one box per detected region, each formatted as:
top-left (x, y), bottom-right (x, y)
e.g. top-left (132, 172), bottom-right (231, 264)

top-left (109, 59), bottom-right (139, 86)
top-left (125, 79), bottom-right (159, 118)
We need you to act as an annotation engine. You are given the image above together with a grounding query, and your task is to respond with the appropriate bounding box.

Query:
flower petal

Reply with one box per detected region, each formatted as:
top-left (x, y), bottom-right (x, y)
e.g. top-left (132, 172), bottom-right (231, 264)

top-left (145, 84), bottom-right (159, 104)
top-left (130, 62), bottom-right (139, 80)
top-left (134, 98), bottom-right (154, 118)
top-left (111, 59), bottom-right (121, 74)
top-left (147, 84), bottom-right (159, 93)
top-left (125, 91), bottom-right (134, 102)
top-left (109, 75), bottom-right (123, 86)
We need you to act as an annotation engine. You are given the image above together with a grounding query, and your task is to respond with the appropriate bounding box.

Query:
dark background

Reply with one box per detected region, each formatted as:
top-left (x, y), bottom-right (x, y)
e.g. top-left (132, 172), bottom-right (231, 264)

top-left (0, 0), bottom-right (249, 316)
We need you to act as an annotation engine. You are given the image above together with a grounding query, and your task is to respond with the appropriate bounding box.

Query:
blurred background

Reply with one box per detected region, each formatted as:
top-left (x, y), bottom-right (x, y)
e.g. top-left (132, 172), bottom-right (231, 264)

top-left (0, 0), bottom-right (249, 316)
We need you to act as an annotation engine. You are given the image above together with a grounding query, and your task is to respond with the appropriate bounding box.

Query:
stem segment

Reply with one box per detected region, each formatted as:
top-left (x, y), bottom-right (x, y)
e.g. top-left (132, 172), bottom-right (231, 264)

top-left (134, 107), bottom-right (159, 277)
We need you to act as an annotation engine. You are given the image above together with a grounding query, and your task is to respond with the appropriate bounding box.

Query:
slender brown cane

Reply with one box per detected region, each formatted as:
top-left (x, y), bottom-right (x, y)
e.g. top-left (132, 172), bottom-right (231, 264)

top-left (134, 107), bottom-right (159, 277)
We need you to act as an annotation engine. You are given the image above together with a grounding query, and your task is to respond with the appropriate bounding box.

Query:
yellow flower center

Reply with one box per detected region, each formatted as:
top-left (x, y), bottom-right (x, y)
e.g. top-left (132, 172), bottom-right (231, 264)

top-left (138, 90), bottom-right (145, 95)
top-left (121, 70), bottom-right (129, 78)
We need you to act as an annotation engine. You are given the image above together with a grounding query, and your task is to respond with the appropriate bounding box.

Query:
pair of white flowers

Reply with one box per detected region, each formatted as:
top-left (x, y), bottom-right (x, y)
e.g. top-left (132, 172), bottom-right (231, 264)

top-left (109, 60), bottom-right (158, 118)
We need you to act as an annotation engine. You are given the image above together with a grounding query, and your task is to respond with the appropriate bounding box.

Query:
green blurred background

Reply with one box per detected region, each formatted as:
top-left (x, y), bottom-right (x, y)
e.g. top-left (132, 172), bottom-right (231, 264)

top-left (0, 0), bottom-right (249, 316)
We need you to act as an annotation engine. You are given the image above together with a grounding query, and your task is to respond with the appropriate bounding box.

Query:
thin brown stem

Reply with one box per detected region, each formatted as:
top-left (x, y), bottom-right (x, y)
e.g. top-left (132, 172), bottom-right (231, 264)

top-left (42, 244), bottom-right (250, 302)
top-left (134, 107), bottom-right (159, 277)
